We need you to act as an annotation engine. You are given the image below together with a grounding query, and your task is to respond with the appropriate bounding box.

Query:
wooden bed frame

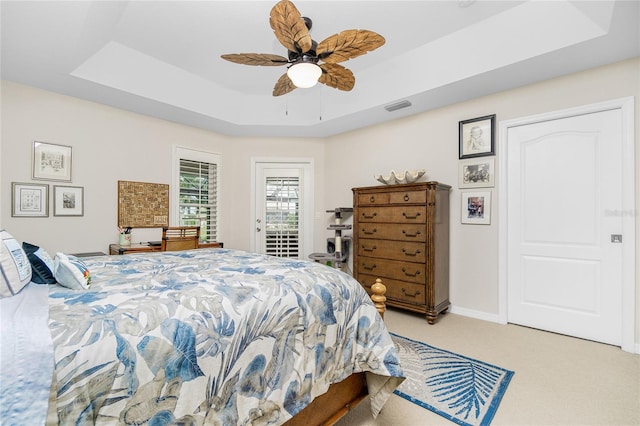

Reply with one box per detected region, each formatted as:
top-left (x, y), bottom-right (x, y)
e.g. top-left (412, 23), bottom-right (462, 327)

top-left (285, 278), bottom-right (387, 426)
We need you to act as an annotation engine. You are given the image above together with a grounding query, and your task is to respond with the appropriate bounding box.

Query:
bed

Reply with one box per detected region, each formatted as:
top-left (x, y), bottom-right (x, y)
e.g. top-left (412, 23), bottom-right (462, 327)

top-left (1, 246), bottom-right (404, 425)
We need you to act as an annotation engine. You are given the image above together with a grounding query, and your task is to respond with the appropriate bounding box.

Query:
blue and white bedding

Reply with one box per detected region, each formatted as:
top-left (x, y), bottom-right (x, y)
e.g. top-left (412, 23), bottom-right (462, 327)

top-left (0, 282), bottom-right (53, 425)
top-left (41, 248), bottom-right (403, 425)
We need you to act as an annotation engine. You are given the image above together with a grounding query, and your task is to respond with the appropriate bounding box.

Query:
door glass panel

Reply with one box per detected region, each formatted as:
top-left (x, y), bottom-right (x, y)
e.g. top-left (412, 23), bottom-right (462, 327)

top-left (265, 176), bottom-right (299, 258)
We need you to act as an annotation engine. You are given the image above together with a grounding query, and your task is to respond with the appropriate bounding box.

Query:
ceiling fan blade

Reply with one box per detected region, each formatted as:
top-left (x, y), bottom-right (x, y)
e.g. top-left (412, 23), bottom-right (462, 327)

top-left (319, 63), bottom-right (355, 91)
top-left (221, 53), bottom-right (289, 66)
top-left (317, 29), bottom-right (385, 64)
top-left (273, 73), bottom-right (297, 96)
top-left (269, 0), bottom-right (312, 53)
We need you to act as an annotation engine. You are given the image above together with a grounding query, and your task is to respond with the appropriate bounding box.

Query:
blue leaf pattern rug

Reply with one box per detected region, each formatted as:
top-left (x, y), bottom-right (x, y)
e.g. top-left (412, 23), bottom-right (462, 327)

top-left (391, 333), bottom-right (514, 426)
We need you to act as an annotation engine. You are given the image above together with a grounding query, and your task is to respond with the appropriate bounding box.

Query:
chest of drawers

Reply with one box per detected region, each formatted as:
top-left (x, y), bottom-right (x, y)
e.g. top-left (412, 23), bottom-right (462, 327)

top-left (352, 182), bottom-right (451, 324)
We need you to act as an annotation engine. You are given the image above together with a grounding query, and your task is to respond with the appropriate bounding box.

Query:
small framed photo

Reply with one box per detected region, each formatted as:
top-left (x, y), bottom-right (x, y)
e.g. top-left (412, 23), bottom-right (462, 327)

top-left (33, 141), bottom-right (72, 181)
top-left (459, 158), bottom-right (495, 188)
top-left (53, 185), bottom-right (84, 216)
top-left (461, 191), bottom-right (491, 225)
top-left (459, 114), bottom-right (495, 159)
top-left (11, 182), bottom-right (49, 217)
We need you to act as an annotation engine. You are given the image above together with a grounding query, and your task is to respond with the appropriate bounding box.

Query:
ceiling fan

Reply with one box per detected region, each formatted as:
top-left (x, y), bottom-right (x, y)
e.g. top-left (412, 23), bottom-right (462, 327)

top-left (221, 0), bottom-right (385, 96)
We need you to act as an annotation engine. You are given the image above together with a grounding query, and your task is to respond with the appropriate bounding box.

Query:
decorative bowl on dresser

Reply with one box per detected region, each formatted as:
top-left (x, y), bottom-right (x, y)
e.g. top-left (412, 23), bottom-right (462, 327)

top-left (352, 181), bottom-right (451, 324)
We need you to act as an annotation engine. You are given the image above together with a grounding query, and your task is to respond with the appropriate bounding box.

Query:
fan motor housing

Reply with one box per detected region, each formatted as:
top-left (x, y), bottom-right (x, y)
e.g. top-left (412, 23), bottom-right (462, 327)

top-left (288, 39), bottom-right (318, 62)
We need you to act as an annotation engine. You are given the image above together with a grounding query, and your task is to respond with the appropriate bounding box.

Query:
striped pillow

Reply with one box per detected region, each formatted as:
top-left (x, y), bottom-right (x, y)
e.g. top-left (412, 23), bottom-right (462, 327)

top-left (0, 230), bottom-right (32, 298)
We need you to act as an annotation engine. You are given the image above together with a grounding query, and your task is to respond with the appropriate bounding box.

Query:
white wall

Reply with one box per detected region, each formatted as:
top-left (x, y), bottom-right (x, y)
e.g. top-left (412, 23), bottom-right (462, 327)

top-left (325, 58), bottom-right (640, 345)
top-left (2, 58), bottom-right (638, 346)
top-left (0, 81), bottom-right (326, 254)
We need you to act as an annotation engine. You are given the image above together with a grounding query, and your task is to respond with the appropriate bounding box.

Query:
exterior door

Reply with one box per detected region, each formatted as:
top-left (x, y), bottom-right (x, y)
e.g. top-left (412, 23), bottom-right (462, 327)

top-left (500, 99), bottom-right (635, 349)
top-left (253, 161), bottom-right (313, 259)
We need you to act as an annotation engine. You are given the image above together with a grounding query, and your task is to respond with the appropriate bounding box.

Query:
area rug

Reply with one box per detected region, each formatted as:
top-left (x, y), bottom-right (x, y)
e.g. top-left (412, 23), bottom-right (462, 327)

top-left (391, 333), bottom-right (514, 426)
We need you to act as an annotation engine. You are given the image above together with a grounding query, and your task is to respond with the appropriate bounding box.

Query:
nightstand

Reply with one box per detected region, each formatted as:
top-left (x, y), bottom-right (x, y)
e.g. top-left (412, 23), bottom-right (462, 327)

top-left (71, 252), bottom-right (107, 258)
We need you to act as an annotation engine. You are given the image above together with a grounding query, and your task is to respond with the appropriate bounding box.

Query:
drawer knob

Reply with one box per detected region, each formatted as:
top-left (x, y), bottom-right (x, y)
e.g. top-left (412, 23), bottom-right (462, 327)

top-left (402, 229), bottom-right (421, 238)
top-left (362, 245), bottom-right (377, 252)
top-left (402, 248), bottom-right (421, 256)
top-left (362, 227), bottom-right (377, 235)
top-left (402, 288), bottom-right (421, 298)
top-left (362, 212), bottom-right (377, 219)
top-left (362, 263), bottom-right (377, 271)
top-left (404, 194), bottom-right (410, 201)
top-left (369, 196), bottom-right (376, 203)
top-left (402, 267), bottom-right (421, 277)
top-left (402, 212), bottom-right (421, 220)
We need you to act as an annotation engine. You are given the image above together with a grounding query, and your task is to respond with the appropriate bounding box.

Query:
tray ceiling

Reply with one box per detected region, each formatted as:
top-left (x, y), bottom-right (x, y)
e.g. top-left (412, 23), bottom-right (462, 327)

top-left (2, 1), bottom-right (638, 137)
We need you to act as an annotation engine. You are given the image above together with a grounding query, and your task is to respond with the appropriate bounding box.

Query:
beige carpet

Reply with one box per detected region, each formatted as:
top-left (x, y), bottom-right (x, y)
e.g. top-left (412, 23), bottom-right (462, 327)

top-left (338, 308), bottom-right (640, 426)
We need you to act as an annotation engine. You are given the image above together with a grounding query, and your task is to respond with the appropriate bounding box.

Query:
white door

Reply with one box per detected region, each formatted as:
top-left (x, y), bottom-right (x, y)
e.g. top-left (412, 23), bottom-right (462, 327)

top-left (502, 100), bottom-right (635, 348)
top-left (253, 161), bottom-right (313, 259)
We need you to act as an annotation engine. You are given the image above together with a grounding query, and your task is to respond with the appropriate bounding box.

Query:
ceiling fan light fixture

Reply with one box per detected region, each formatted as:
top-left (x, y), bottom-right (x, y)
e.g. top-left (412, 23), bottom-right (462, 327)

top-left (287, 62), bottom-right (322, 88)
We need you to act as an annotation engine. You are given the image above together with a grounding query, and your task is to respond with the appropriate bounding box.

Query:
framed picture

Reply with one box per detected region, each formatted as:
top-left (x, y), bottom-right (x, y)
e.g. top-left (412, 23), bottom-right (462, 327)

top-left (53, 185), bottom-right (84, 216)
top-left (461, 191), bottom-right (491, 225)
top-left (459, 114), bottom-right (495, 159)
top-left (11, 182), bottom-right (49, 217)
top-left (459, 157), bottom-right (495, 188)
top-left (32, 141), bottom-right (72, 181)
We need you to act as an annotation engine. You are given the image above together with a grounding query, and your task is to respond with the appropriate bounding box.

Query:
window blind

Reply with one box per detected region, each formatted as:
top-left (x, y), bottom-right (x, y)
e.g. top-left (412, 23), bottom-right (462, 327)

top-left (265, 177), bottom-right (299, 258)
top-left (179, 158), bottom-right (218, 242)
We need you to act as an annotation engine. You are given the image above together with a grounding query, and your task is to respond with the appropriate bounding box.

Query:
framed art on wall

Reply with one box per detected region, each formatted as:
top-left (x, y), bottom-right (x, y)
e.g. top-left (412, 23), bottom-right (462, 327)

top-left (461, 191), bottom-right (491, 225)
top-left (459, 114), bottom-right (495, 159)
top-left (117, 180), bottom-right (169, 228)
top-left (32, 141), bottom-right (72, 181)
top-left (11, 182), bottom-right (49, 217)
top-left (53, 185), bottom-right (84, 216)
top-left (459, 157), bottom-right (495, 188)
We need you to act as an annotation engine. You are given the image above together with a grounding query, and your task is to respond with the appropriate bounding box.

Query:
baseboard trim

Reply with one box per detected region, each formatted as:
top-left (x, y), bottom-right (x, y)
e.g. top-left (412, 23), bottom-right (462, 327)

top-left (448, 305), bottom-right (502, 324)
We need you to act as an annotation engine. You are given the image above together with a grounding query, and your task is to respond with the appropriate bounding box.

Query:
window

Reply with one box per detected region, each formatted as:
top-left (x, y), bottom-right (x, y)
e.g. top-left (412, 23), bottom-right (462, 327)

top-left (173, 147), bottom-right (221, 243)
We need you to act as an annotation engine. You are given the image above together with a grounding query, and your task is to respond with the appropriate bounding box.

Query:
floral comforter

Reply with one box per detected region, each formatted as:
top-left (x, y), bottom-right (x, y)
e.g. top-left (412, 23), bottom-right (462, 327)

top-left (47, 249), bottom-right (403, 425)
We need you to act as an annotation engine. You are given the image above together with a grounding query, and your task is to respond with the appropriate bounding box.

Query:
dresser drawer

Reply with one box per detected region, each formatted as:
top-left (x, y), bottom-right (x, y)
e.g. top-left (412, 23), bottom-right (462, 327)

top-left (357, 255), bottom-right (425, 284)
top-left (357, 192), bottom-right (390, 205)
top-left (389, 190), bottom-right (427, 204)
top-left (358, 239), bottom-right (426, 263)
top-left (358, 273), bottom-right (426, 306)
top-left (358, 223), bottom-right (426, 242)
top-left (358, 206), bottom-right (427, 223)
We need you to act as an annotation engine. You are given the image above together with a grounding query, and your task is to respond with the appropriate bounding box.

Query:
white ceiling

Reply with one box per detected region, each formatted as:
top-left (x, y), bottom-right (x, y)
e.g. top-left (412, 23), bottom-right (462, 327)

top-left (2, 1), bottom-right (639, 138)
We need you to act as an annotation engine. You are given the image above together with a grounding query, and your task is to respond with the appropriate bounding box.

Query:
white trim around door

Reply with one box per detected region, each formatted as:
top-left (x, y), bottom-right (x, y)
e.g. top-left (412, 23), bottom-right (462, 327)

top-left (250, 157), bottom-right (314, 259)
top-left (498, 97), bottom-right (636, 353)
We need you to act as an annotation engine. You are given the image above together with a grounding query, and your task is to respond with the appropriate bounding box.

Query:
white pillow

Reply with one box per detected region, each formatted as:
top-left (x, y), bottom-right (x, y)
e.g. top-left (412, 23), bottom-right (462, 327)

top-left (54, 253), bottom-right (91, 290)
top-left (0, 230), bottom-right (32, 298)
